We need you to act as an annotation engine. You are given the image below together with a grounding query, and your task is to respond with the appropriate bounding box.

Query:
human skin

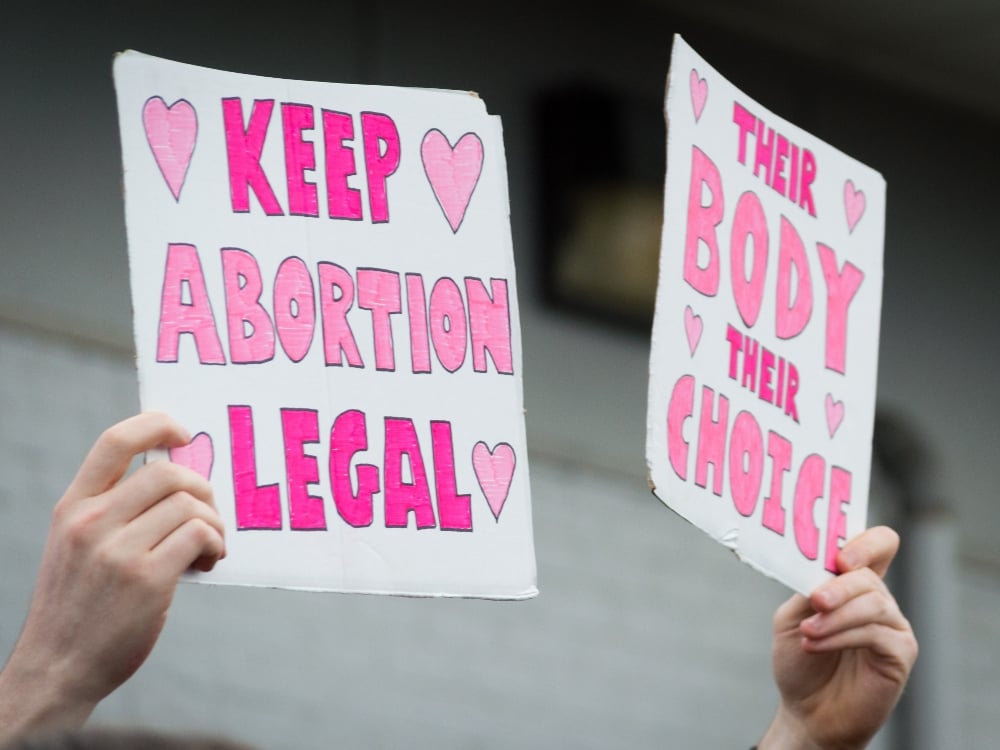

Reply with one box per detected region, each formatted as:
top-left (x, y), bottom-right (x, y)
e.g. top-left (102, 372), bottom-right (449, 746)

top-left (758, 526), bottom-right (918, 750)
top-left (0, 413), bottom-right (226, 742)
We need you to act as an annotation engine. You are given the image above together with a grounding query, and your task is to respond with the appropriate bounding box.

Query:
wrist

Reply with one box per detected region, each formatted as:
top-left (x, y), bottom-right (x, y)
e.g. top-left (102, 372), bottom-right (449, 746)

top-left (0, 645), bottom-right (97, 741)
top-left (757, 704), bottom-right (822, 750)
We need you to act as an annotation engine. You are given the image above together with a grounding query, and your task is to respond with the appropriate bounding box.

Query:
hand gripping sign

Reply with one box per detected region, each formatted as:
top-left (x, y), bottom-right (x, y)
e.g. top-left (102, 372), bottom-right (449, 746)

top-left (114, 51), bottom-right (536, 598)
top-left (647, 37), bottom-right (885, 595)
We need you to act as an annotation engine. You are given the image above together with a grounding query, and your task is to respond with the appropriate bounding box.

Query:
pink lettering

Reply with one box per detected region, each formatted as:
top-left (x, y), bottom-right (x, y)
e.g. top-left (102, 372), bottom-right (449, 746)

top-left (465, 277), bottom-right (514, 374)
top-left (281, 103), bottom-right (319, 217)
top-left (361, 112), bottom-right (400, 223)
top-left (321, 110), bottom-right (363, 221)
top-left (157, 243), bottom-right (225, 364)
top-left (431, 421), bottom-right (472, 531)
top-left (429, 278), bottom-right (468, 373)
top-left (357, 268), bottom-right (401, 371)
top-left (816, 243), bottom-right (864, 375)
top-left (221, 248), bottom-right (276, 364)
top-left (229, 405), bottom-right (282, 529)
top-left (317, 262), bottom-right (363, 368)
top-left (684, 146), bottom-right (724, 296)
top-left (384, 418), bottom-right (436, 529)
top-left (222, 98), bottom-right (283, 216)
top-left (729, 410), bottom-right (763, 517)
top-left (329, 409), bottom-right (379, 527)
top-left (282, 409), bottom-right (325, 530)
top-left (273, 256), bottom-right (316, 363)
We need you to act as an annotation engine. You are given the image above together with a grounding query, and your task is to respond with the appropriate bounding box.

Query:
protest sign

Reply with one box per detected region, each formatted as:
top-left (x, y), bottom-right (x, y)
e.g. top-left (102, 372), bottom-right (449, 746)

top-left (646, 37), bottom-right (885, 594)
top-left (114, 51), bottom-right (536, 598)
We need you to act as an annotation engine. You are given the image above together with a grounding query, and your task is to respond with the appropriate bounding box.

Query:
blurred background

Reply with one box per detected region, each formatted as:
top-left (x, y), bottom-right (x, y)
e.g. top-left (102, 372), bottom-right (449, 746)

top-left (1, 1), bottom-right (997, 747)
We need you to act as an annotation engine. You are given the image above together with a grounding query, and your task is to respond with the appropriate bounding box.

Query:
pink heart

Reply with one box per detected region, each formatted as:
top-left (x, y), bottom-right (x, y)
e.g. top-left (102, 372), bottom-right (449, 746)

top-left (844, 179), bottom-right (866, 233)
top-left (421, 129), bottom-right (484, 233)
top-left (142, 96), bottom-right (198, 201)
top-left (472, 442), bottom-right (516, 521)
top-left (169, 432), bottom-right (214, 480)
top-left (684, 305), bottom-right (703, 356)
top-left (689, 69), bottom-right (708, 122)
top-left (825, 395), bottom-right (845, 438)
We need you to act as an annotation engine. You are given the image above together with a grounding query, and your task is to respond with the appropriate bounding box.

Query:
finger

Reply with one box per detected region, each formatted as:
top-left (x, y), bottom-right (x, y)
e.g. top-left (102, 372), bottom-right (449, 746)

top-left (836, 525), bottom-right (899, 578)
top-left (149, 518), bottom-right (226, 578)
top-left (801, 588), bottom-right (905, 641)
top-left (810, 566), bottom-right (889, 613)
top-left (773, 592), bottom-right (815, 634)
top-left (104, 460), bottom-right (214, 523)
top-left (68, 413), bottom-right (191, 499)
top-left (118, 490), bottom-right (225, 556)
top-left (801, 621), bottom-right (918, 677)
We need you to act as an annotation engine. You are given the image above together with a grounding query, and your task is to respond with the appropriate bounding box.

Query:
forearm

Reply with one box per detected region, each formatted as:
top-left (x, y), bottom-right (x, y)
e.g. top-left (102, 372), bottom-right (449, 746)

top-left (0, 647), bottom-right (97, 742)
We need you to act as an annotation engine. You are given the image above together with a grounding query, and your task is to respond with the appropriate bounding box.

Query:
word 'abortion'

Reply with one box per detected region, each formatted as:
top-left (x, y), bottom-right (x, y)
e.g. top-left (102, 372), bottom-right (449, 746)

top-left (156, 243), bottom-right (514, 375)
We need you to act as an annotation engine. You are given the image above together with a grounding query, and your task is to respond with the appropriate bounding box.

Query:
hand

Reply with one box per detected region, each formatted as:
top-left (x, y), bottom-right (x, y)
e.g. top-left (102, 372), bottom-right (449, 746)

top-left (758, 526), bottom-right (918, 750)
top-left (0, 413), bottom-right (226, 739)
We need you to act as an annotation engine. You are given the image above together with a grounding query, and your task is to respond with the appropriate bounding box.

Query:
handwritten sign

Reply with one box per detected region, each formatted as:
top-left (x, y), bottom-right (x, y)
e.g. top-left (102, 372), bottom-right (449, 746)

top-left (114, 51), bottom-right (536, 599)
top-left (646, 37), bottom-right (885, 594)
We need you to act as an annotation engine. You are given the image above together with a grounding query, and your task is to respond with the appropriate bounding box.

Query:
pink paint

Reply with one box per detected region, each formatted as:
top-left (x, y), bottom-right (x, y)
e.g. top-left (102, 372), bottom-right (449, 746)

top-left (465, 278), bottom-right (514, 374)
top-left (317, 262), bottom-right (364, 368)
top-left (329, 410), bottom-right (379, 527)
top-left (666, 374), bottom-right (695, 481)
top-left (843, 179), bottom-right (866, 233)
top-left (142, 96), bottom-right (197, 201)
top-left (762, 430), bottom-right (791, 535)
top-left (222, 98), bottom-right (283, 215)
top-left (729, 411), bottom-right (763, 517)
top-left (281, 103), bottom-right (319, 217)
top-left (825, 467), bottom-right (851, 572)
top-left (361, 112), bottom-right (401, 223)
top-left (273, 257), bottom-right (316, 363)
top-left (429, 278), bottom-right (468, 373)
top-left (322, 110), bottom-right (363, 220)
top-left (775, 216), bottom-right (813, 339)
top-left (816, 243), bottom-right (864, 375)
top-left (357, 268), bottom-right (402, 371)
top-left (169, 432), bottom-right (214, 480)
top-left (730, 191), bottom-right (768, 328)
top-left (421, 129), bottom-right (484, 233)
top-left (793, 453), bottom-right (824, 561)
top-left (406, 274), bottom-right (432, 373)
top-left (221, 248), bottom-right (276, 364)
top-left (472, 442), bottom-right (516, 521)
top-left (689, 69), bottom-right (708, 122)
top-left (683, 146), bottom-right (723, 297)
top-left (432, 422), bottom-right (472, 531)
top-left (156, 243), bottom-right (225, 364)
top-left (684, 305), bottom-right (703, 355)
top-left (282, 409), bottom-right (325, 530)
top-left (384, 418), bottom-right (436, 529)
top-left (694, 386), bottom-right (729, 497)
top-left (732, 102), bottom-right (817, 216)
top-left (825, 394), bottom-right (845, 437)
top-left (229, 405), bottom-right (282, 530)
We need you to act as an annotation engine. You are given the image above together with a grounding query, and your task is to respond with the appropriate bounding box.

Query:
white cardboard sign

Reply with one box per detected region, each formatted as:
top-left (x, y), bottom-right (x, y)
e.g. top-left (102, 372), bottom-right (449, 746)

top-left (646, 37), bottom-right (885, 594)
top-left (114, 51), bottom-right (536, 598)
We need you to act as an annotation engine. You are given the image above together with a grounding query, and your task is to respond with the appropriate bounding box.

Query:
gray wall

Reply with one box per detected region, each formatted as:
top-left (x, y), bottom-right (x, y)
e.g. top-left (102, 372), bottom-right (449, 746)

top-left (2, 1), bottom-right (998, 747)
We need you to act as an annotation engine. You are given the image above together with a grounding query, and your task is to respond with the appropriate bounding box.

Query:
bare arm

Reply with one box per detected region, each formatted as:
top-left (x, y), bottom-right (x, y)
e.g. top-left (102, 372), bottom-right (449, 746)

top-left (0, 413), bottom-right (225, 741)
top-left (758, 526), bottom-right (918, 750)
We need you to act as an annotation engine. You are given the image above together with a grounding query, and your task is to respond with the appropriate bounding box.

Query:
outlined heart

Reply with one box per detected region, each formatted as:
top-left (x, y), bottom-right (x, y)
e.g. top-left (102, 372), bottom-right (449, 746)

top-left (421, 129), bottom-right (484, 233)
top-left (825, 395), bottom-right (845, 438)
top-left (684, 305), bottom-right (703, 356)
top-left (689, 69), bottom-right (708, 122)
top-left (472, 441), bottom-right (516, 521)
top-left (844, 179), bottom-right (866, 233)
top-left (169, 432), bottom-right (214, 480)
top-left (142, 96), bottom-right (198, 202)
